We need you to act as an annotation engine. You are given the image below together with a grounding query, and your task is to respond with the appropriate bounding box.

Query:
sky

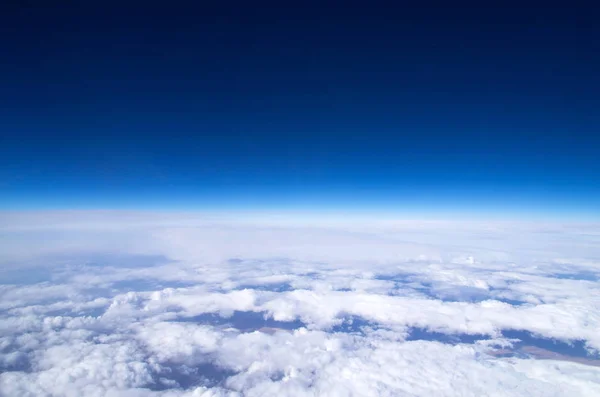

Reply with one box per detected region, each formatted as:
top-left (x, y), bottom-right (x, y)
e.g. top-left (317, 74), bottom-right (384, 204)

top-left (1, 5), bottom-right (600, 392)
top-left (0, 2), bottom-right (597, 217)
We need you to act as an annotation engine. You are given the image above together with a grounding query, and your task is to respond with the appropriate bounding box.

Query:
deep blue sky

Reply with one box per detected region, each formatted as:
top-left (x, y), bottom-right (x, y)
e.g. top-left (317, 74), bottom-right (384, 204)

top-left (0, 2), bottom-right (598, 217)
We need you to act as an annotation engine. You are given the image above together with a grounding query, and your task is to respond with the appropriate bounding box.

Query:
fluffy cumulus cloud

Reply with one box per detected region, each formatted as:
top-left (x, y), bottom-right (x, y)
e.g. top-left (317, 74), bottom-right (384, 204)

top-left (1, 211), bottom-right (600, 396)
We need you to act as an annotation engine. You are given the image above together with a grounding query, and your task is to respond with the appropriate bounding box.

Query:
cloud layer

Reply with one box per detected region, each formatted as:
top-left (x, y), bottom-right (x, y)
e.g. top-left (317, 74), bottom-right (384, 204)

top-left (1, 212), bottom-right (599, 396)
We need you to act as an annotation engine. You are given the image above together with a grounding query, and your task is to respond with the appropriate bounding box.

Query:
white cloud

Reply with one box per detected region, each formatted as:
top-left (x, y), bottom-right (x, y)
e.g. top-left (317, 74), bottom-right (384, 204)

top-left (1, 211), bottom-right (600, 396)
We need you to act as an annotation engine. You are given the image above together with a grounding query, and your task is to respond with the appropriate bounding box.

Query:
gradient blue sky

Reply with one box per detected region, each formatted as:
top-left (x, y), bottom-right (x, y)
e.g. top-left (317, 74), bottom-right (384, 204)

top-left (0, 2), bottom-right (597, 218)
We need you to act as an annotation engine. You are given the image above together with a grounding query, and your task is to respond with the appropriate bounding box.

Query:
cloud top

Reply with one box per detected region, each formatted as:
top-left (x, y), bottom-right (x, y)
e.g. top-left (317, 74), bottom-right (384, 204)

top-left (1, 212), bottom-right (599, 396)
